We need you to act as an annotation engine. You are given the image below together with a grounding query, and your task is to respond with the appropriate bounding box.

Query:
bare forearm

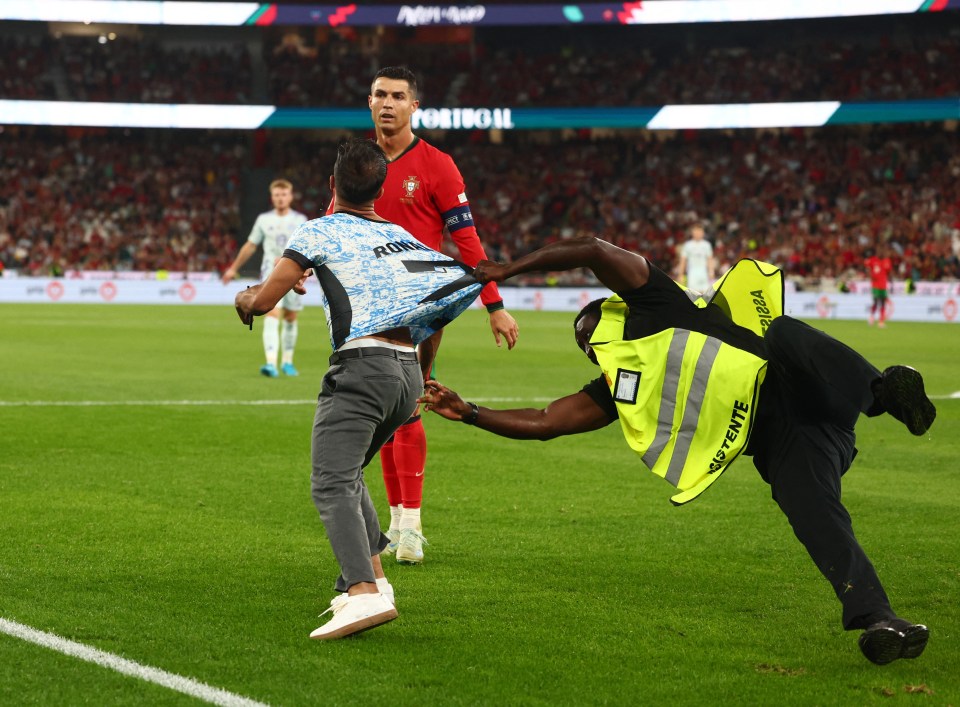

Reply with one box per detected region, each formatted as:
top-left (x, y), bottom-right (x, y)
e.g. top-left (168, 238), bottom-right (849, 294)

top-left (421, 382), bottom-right (612, 439)
top-left (236, 284), bottom-right (276, 317)
top-left (418, 330), bottom-right (443, 380)
top-left (495, 237), bottom-right (648, 293)
top-left (231, 242), bottom-right (257, 271)
top-left (469, 405), bottom-right (562, 441)
top-left (501, 237), bottom-right (604, 279)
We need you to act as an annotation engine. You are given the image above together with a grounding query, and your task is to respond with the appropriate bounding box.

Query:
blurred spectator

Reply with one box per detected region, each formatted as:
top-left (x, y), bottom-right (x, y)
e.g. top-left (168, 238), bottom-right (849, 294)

top-left (0, 128), bottom-right (247, 274)
top-left (59, 36), bottom-right (252, 103)
top-left (0, 35), bottom-right (57, 99)
top-left (2, 125), bottom-right (958, 287)
top-left (260, 21), bottom-right (960, 108)
top-left (3, 17), bottom-right (959, 107)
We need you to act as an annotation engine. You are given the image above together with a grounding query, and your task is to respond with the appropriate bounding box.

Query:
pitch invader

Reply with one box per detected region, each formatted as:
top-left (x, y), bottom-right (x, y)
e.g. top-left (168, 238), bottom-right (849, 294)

top-left (328, 66), bottom-right (520, 565)
top-left (223, 179), bottom-right (308, 376)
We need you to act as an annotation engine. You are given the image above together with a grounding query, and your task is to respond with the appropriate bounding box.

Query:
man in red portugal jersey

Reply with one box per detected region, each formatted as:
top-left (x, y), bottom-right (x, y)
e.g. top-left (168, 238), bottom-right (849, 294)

top-left (865, 245), bottom-right (894, 328)
top-left (328, 66), bottom-right (520, 565)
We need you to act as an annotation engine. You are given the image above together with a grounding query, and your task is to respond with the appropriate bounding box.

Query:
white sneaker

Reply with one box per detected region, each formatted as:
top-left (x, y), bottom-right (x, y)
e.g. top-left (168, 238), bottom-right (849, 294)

top-left (376, 577), bottom-right (395, 606)
top-left (396, 528), bottom-right (428, 565)
top-left (309, 592), bottom-right (397, 640)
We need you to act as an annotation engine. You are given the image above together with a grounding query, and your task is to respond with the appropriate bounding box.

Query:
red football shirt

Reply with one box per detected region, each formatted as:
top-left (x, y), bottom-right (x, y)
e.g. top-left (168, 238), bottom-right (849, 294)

top-left (865, 256), bottom-right (892, 290)
top-left (328, 137), bottom-right (502, 308)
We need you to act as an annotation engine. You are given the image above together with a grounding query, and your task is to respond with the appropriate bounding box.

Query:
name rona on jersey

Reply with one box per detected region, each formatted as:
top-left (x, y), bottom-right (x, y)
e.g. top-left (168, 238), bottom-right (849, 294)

top-left (372, 239), bottom-right (434, 259)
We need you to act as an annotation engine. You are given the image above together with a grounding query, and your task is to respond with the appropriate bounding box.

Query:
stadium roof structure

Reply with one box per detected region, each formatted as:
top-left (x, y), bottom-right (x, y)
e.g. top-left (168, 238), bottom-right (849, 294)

top-left (0, 0), bottom-right (957, 27)
top-left (2, 98), bottom-right (958, 131)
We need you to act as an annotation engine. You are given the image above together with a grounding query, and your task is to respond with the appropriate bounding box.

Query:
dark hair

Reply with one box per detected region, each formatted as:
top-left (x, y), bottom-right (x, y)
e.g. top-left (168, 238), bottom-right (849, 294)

top-left (373, 66), bottom-right (419, 99)
top-left (333, 138), bottom-right (387, 204)
top-left (574, 298), bottom-right (606, 330)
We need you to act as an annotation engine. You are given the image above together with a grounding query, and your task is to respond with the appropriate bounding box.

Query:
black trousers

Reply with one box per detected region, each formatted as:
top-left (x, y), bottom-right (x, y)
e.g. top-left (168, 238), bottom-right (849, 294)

top-left (750, 316), bottom-right (893, 630)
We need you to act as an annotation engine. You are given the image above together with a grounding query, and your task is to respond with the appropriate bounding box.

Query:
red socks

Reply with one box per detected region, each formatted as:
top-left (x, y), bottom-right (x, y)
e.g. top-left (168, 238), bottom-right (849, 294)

top-left (393, 417), bottom-right (427, 509)
top-left (379, 438), bottom-right (403, 508)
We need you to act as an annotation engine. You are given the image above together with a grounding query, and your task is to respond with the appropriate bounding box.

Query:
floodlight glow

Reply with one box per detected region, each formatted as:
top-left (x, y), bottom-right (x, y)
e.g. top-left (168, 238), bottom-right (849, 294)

top-left (0, 100), bottom-right (274, 129)
top-left (647, 102), bottom-right (841, 130)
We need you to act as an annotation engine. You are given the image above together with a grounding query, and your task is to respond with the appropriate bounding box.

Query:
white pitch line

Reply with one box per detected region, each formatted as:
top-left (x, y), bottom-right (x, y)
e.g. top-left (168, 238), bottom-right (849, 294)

top-left (0, 397), bottom-right (557, 407)
top-left (0, 399), bottom-right (317, 407)
top-left (4, 394), bottom-right (958, 407)
top-left (0, 617), bottom-right (269, 707)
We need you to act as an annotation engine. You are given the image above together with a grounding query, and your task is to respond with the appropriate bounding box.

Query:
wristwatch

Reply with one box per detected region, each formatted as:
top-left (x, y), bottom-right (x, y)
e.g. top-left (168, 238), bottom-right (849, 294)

top-left (462, 402), bottom-right (480, 425)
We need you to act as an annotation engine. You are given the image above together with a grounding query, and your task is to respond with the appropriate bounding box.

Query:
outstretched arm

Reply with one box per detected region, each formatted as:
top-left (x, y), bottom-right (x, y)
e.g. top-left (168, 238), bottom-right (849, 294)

top-left (419, 380), bottom-right (613, 440)
top-left (221, 241), bottom-right (258, 284)
top-left (234, 257), bottom-right (310, 325)
top-left (474, 236), bottom-right (650, 294)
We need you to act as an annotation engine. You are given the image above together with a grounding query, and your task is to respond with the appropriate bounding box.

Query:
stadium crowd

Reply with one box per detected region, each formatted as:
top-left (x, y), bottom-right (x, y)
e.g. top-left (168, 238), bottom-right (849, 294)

top-left (0, 34), bottom-right (252, 103)
top-left (2, 125), bottom-right (958, 287)
top-left (0, 130), bottom-right (247, 274)
top-left (452, 127), bottom-right (960, 286)
top-left (0, 36), bottom-right (57, 99)
top-left (60, 36), bottom-right (253, 104)
top-left (2, 19), bottom-right (959, 107)
top-left (264, 30), bottom-right (960, 107)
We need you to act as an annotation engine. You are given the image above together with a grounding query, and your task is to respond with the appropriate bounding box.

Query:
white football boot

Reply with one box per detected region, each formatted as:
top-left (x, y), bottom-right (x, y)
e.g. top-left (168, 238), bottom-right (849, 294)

top-left (396, 528), bottom-right (428, 565)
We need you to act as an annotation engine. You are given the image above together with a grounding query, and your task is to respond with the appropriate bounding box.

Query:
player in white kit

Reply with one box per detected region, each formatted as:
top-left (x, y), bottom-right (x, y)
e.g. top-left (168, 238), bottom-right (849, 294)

top-left (677, 222), bottom-right (715, 294)
top-left (222, 179), bottom-right (308, 377)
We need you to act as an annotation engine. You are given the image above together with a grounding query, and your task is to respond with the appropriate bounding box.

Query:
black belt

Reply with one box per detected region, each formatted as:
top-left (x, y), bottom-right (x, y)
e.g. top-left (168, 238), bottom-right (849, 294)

top-left (330, 347), bottom-right (418, 365)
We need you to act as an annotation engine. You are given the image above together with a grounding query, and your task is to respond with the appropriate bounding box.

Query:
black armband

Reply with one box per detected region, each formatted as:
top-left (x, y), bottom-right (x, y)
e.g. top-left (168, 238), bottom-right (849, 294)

top-left (462, 402), bottom-right (480, 425)
top-left (485, 300), bottom-right (505, 313)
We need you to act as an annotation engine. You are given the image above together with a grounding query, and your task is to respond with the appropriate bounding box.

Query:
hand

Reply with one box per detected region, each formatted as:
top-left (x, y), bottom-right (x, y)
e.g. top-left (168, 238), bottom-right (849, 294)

top-left (221, 267), bottom-right (236, 285)
top-left (489, 308), bottom-right (519, 350)
top-left (234, 288), bottom-right (255, 326)
top-left (292, 268), bottom-right (311, 295)
top-left (235, 305), bottom-right (253, 327)
top-left (419, 380), bottom-right (471, 422)
top-left (473, 259), bottom-right (509, 284)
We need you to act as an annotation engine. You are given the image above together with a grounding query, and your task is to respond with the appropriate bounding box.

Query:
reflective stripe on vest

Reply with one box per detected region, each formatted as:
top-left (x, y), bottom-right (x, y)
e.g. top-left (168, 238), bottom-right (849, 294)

top-left (641, 333), bottom-right (723, 485)
top-left (640, 330), bottom-right (687, 469)
top-left (665, 336), bottom-right (722, 486)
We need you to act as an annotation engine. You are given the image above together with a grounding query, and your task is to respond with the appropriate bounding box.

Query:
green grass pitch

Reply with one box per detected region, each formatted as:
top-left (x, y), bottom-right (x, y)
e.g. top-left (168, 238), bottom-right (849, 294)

top-left (0, 304), bottom-right (958, 705)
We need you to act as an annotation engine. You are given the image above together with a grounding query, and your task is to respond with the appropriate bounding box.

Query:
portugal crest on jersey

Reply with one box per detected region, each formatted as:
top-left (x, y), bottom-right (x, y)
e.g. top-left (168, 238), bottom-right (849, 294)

top-left (401, 175), bottom-right (420, 204)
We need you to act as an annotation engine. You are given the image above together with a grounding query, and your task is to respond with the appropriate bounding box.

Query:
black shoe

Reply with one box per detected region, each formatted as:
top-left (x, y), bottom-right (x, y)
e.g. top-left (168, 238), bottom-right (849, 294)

top-left (858, 618), bottom-right (929, 665)
top-left (877, 366), bottom-right (936, 436)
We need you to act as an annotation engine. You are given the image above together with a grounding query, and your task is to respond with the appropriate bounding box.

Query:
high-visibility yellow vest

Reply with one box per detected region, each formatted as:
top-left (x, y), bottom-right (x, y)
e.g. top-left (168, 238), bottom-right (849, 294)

top-left (590, 259), bottom-right (783, 505)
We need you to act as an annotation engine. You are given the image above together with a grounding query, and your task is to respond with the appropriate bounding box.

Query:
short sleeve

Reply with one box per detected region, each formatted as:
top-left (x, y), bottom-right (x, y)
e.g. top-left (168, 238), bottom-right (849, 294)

top-left (283, 222), bottom-right (323, 269)
top-left (431, 151), bottom-right (469, 213)
top-left (581, 377), bottom-right (618, 422)
top-left (247, 215), bottom-right (265, 245)
top-left (283, 249), bottom-right (312, 270)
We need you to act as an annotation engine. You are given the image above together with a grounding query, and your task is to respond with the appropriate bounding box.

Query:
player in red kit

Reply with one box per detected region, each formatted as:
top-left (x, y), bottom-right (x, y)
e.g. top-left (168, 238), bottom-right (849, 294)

top-left (865, 245), bottom-right (894, 328)
top-left (328, 66), bottom-right (519, 565)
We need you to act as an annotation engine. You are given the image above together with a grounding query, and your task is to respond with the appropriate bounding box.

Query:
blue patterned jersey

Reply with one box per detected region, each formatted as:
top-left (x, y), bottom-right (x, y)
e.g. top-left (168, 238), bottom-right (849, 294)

top-left (283, 212), bottom-right (481, 348)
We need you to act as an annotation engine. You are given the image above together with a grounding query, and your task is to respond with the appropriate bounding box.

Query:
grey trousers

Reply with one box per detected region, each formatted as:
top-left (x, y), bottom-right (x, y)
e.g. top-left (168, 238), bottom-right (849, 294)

top-left (311, 348), bottom-right (422, 592)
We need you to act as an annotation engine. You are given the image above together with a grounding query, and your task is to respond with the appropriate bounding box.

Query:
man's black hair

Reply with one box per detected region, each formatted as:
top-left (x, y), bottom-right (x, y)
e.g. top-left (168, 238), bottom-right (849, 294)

top-left (333, 138), bottom-right (387, 205)
top-left (373, 66), bottom-right (419, 99)
top-left (574, 298), bottom-right (606, 330)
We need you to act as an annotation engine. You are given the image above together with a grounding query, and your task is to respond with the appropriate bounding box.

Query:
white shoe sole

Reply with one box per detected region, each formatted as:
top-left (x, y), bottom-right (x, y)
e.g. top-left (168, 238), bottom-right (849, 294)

top-left (310, 607), bottom-right (398, 640)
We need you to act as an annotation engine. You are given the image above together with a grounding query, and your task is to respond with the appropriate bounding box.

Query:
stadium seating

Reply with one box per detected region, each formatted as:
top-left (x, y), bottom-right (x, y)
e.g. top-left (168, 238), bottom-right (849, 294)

top-left (2, 125), bottom-right (957, 285)
top-left (1, 18), bottom-right (958, 106)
